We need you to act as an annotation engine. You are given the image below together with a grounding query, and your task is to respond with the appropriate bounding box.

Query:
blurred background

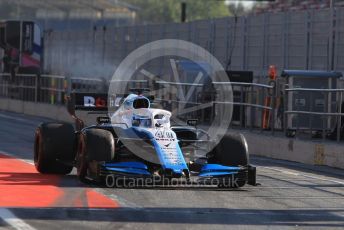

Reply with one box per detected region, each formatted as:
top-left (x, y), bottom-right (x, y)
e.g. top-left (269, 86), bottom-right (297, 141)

top-left (1, 0), bottom-right (344, 78)
top-left (1, 0), bottom-right (344, 140)
top-left (1, 1), bottom-right (343, 30)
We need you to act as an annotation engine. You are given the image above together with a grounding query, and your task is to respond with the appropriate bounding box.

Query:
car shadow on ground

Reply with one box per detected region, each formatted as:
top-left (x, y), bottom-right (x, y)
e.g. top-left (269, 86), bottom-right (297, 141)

top-left (0, 170), bottom-right (252, 192)
top-left (0, 172), bottom-right (60, 186)
top-left (7, 207), bottom-right (344, 227)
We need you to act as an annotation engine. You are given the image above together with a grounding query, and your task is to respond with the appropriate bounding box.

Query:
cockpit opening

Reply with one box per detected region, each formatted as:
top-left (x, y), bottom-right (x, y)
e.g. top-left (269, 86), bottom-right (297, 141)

top-left (133, 98), bottom-right (150, 109)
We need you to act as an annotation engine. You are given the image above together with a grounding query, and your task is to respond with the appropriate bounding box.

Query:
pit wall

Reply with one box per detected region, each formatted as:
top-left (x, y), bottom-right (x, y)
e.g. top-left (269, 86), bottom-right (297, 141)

top-left (0, 98), bottom-right (73, 122)
top-left (229, 130), bottom-right (344, 170)
top-left (1, 98), bottom-right (343, 170)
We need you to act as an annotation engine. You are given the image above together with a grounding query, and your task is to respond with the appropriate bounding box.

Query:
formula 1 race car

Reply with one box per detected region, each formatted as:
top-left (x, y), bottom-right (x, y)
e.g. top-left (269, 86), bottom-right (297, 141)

top-left (34, 92), bottom-right (256, 188)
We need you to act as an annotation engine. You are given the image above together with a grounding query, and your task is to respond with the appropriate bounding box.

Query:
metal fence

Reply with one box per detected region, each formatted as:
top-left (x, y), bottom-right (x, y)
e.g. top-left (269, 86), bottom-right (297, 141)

top-left (0, 72), bottom-right (343, 141)
top-left (0, 73), bottom-right (67, 104)
top-left (213, 81), bottom-right (277, 132)
top-left (284, 86), bottom-right (344, 141)
top-left (0, 74), bottom-right (112, 105)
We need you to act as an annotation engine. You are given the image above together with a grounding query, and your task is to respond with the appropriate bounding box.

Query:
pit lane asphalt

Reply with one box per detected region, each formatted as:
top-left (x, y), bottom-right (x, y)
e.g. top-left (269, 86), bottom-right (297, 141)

top-left (0, 110), bottom-right (343, 230)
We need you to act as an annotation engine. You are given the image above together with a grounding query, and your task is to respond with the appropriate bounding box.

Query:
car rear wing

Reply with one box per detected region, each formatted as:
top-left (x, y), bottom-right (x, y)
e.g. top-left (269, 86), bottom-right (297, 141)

top-left (66, 92), bottom-right (113, 131)
top-left (67, 92), bottom-right (109, 113)
top-left (65, 92), bottom-right (154, 130)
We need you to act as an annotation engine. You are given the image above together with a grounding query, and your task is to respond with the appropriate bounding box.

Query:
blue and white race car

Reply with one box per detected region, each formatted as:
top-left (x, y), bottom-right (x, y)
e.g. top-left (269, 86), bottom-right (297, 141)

top-left (34, 93), bottom-right (256, 188)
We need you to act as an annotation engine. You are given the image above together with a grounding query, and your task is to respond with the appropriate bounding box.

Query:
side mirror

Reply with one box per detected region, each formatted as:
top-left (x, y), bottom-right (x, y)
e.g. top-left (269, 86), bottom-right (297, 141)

top-left (154, 114), bottom-right (169, 127)
top-left (147, 95), bottom-right (155, 103)
top-left (187, 119), bottom-right (198, 127)
top-left (97, 116), bottom-right (110, 125)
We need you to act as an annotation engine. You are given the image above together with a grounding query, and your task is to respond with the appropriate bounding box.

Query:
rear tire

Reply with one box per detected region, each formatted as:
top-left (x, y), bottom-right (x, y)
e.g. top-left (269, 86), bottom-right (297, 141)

top-left (34, 122), bottom-right (75, 174)
top-left (76, 129), bottom-right (115, 183)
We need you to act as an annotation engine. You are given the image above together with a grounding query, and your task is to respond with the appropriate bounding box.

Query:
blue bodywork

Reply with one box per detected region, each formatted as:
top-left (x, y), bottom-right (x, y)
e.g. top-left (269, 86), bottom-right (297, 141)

top-left (102, 161), bottom-right (242, 178)
top-left (151, 138), bottom-right (188, 175)
top-left (102, 162), bottom-right (151, 176)
top-left (100, 127), bottom-right (243, 180)
top-left (134, 127), bottom-right (189, 176)
top-left (198, 164), bottom-right (241, 177)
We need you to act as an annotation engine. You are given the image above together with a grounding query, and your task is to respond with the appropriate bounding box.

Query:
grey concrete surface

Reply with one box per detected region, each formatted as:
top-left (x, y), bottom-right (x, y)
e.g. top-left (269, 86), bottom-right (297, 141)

top-left (0, 110), bottom-right (343, 230)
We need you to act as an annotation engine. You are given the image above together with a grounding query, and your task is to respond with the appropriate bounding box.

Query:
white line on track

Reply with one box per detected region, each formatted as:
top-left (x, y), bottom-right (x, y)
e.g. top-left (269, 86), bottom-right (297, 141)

top-left (0, 208), bottom-right (36, 230)
top-left (261, 166), bottom-right (344, 185)
top-left (0, 149), bottom-right (34, 165)
top-left (0, 150), bottom-right (36, 229)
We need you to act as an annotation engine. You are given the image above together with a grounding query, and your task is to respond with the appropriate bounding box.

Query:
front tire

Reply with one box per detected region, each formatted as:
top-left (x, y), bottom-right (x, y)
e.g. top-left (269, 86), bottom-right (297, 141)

top-left (209, 133), bottom-right (249, 167)
top-left (34, 122), bottom-right (75, 174)
top-left (76, 129), bottom-right (115, 183)
top-left (209, 133), bottom-right (249, 188)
